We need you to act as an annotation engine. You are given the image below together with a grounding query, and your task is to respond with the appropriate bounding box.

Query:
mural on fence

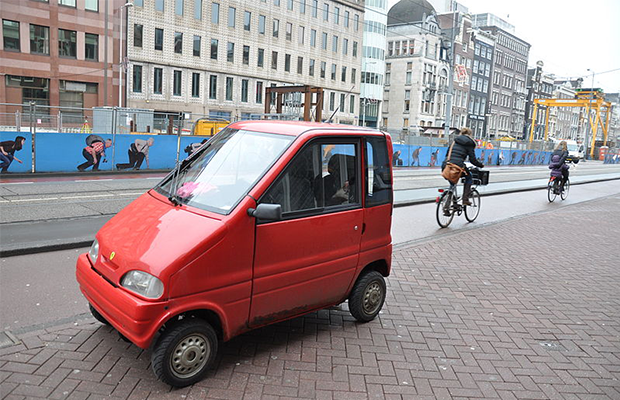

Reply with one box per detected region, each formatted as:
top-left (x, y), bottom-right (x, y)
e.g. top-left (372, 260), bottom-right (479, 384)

top-left (603, 149), bottom-right (620, 164)
top-left (0, 131), bottom-right (554, 173)
top-left (391, 144), bottom-right (552, 168)
top-left (0, 133), bottom-right (31, 173)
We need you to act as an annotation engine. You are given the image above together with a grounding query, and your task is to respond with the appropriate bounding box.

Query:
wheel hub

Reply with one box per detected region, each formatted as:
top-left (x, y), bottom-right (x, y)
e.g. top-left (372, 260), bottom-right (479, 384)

top-left (363, 282), bottom-right (382, 314)
top-left (170, 334), bottom-right (209, 378)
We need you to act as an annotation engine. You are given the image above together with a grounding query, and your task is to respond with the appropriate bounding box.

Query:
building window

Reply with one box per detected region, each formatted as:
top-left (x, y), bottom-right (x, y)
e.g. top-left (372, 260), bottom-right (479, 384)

top-left (243, 45), bottom-right (249, 65)
top-left (258, 48), bottom-right (264, 67)
top-left (343, 38), bottom-right (348, 55)
top-left (259, 15), bottom-right (266, 34)
top-left (344, 11), bottom-right (349, 27)
top-left (287, 0), bottom-right (293, 10)
top-left (225, 77), bottom-right (233, 100)
top-left (354, 14), bottom-right (359, 31)
top-left (312, 0), bottom-right (318, 17)
top-left (352, 41), bottom-right (357, 57)
top-left (132, 65), bottom-right (142, 93)
top-left (321, 32), bottom-right (327, 49)
top-left (309, 59), bottom-right (315, 76)
top-left (297, 56), bottom-right (303, 74)
top-left (285, 54), bottom-right (291, 72)
top-left (274, 0), bottom-right (280, 5)
top-left (212, 2), bottom-right (220, 23)
top-left (331, 64), bottom-right (336, 80)
top-left (334, 7), bottom-right (340, 24)
top-left (340, 93), bottom-right (345, 111)
top-left (210, 38), bottom-right (218, 59)
top-left (323, 3), bottom-right (329, 21)
top-left (271, 51), bottom-right (278, 69)
top-left (332, 35), bottom-right (338, 52)
top-left (3, 20), bottom-right (20, 52)
top-left (85, 33), bottom-right (98, 61)
top-left (244, 11), bottom-right (251, 31)
top-left (155, 0), bottom-right (164, 11)
top-left (175, 0), bottom-right (183, 15)
top-left (351, 68), bottom-right (355, 83)
top-left (228, 7), bottom-right (236, 28)
top-left (227, 42), bottom-right (234, 62)
top-left (406, 71), bottom-right (411, 85)
top-left (273, 19), bottom-right (279, 38)
top-left (310, 29), bottom-right (316, 47)
top-left (192, 72), bottom-right (200, 97)
top-left (341, 66), bottom-right (346, 82)
top-left (209, 75), bottom-right (217, 99)
top-left (349, 95), bottom-right (354, 113)
top-left (59, 0), bottom-right (76, 7)
top-left (329, 92), bottom-right (335, 111)
top-left (30, 24), bottom-right (49, 55)
top-left (241, 79), bottom-right (249, 102)
top-left (173, 70), bottom-right (182, 96)
top-left (298, 26), bottom-right (305, 44)
top-left (193, 35), bottom-right (201, 56)
top-left (194, 0), bottom-right (202, 19)
top-left (58, 29), bottom-right (76, 58)
top-left (85, 0), bottom-right (98, 12)
top-left (320, 61), bottom-right (326, 78)
top-left (155, 28), bottom-right (163, 50)
top-left (286, 22), bottom-right (292, 41)
top-left (174, 32), bottom-right (183, 53)
top-left (154, 68), bottom-right (163, 94)
top-left (300, 0), bottom-right (306, 14)
top-left (134, 24), bottom-right (143, 47)
top-left (256, 81), bottom-right (263, 103)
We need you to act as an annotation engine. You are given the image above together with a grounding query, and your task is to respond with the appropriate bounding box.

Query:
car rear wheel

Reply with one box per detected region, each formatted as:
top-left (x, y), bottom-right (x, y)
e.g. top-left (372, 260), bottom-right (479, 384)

top-left (348, 271), bottom-right (386, 322)
top-left (151, 319), bottom-right (218, 387)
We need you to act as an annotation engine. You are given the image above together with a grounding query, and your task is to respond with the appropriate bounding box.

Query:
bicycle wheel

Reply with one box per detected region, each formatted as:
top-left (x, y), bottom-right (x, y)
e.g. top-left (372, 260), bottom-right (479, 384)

top-left (436, 192), bottom-right (455, 228)
top-left (560, 179), bottom-right (570, 200)
top-left (464, 189), bottom-right (481, 222)
top-left (547, 179), bottom-right (557, 203)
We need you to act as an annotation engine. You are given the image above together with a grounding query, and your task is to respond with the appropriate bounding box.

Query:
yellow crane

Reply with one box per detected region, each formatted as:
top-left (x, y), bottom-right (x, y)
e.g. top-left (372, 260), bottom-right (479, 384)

top-left (529, 89), bottom-right (613, 157)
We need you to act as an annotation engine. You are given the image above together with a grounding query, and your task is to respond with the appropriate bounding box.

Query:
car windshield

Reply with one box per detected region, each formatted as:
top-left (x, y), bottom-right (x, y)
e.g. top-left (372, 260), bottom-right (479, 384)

top-left (157, 128), bottom-right (294, 214)
top-left (567, 144), bottom-right (578, 152)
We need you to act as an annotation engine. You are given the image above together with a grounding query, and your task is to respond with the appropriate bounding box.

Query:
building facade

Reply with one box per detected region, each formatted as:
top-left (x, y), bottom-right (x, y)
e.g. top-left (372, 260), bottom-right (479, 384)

top-left (0, 0), bottom-right (121, 117)
top-left (359, 0), bottom-right (387, 128)
top-left (466, 28), bottom-right (494, 138)
top-left (474, 17), bottom-right (530, 139)
top-left (383, 0), bottom-right (448, 137)
top-left (524, 62), bottom-right (554, 140)
top-left (438, 11), bottom-right (473, 132)
top-left (125, 0), bottom-right (364, 124)
top-left (549, 80), bottom-right (580, 140)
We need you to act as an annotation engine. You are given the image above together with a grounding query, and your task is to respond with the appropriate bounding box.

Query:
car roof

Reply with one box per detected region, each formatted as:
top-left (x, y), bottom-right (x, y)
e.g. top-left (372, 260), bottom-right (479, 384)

top-left (228, 120), bottom-right (383, 137)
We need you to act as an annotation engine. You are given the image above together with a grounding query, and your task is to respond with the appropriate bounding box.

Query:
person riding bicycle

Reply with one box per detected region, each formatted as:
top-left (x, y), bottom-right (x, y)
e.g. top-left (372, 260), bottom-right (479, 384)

top-left (441, 127), bottom-right (484, 206)
top-left (549, 141), bottom-right (570, 192)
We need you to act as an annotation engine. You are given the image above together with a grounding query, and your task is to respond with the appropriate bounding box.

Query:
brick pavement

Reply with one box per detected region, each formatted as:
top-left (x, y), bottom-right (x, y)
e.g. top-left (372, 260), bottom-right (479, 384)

top-left (1, 195), bottom-right (620, 399)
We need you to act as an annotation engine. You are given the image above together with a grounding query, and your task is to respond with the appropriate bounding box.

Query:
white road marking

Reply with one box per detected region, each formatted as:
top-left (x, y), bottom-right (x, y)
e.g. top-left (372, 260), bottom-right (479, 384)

top-left (77, 179), bottom-right (114, 182)
top-left (0, 181), bottom-right (34, 185)
top-left (61, 194), bottom-right (115, 199)
top-left (12, 197), bottom-right (59, 202)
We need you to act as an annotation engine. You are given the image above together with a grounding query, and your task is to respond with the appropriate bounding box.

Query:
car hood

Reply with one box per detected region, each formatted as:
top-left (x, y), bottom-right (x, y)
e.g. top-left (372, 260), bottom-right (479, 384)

top-left (94, 191), bottom-right (226, 285)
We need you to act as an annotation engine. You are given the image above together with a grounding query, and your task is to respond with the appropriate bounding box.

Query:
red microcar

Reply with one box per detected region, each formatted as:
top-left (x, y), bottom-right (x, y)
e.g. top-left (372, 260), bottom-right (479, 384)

top-left (76, 121), bottom-right (393, 387)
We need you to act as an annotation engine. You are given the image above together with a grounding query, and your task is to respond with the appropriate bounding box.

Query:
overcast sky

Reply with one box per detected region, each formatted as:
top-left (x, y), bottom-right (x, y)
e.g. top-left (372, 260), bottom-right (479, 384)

top-left (387, 0), bottom-right (620, 93)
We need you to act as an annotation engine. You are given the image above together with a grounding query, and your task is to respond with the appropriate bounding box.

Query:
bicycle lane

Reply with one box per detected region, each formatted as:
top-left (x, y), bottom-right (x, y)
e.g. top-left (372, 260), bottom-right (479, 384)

top-left (392, 178), bottom-right (620, 247)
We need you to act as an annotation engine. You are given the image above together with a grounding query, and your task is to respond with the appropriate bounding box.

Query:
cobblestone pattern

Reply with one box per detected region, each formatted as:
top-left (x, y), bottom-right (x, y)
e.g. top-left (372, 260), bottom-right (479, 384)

top-left (1, 196), bottom-right (619, 399)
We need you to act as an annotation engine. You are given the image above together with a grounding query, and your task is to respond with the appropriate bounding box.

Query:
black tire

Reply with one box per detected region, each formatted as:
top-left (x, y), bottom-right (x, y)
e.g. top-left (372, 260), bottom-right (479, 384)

top-left (151, 319), bottom-right (218, 387)
top-left (547, 179), bottom-right (557, 203)
top-left (348, 271), bottom-right (387, 322)
top-left (89, 304), bottom-right (110, 326)
top-left (464, 189), bottom-right (481, 222)
top-left (436, 192), bottom-right (455, 228)
top-left (560, 179), bottom-right (570, 200)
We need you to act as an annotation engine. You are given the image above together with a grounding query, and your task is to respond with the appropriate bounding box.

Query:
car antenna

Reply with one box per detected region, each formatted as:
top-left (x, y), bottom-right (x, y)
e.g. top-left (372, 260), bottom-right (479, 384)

top-left (326, 85), bottom-right (355, 124)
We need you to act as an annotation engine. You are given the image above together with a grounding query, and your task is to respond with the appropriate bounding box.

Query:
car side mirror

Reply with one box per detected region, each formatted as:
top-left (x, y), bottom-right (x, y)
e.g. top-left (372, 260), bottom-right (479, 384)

top-left (247, 203), bottom-right (282, 221)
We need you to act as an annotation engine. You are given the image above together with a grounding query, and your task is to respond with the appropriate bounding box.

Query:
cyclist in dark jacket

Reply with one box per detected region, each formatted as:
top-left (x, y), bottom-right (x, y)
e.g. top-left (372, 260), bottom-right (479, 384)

top-left (441, 127), bottom-right (484, 205)
top-left (549, 141), bottom-right (569, 190)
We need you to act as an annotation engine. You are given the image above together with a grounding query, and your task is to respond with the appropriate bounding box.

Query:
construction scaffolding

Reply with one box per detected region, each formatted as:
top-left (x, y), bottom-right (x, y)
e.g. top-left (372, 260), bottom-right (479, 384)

top-left (264, 85), bottom-right (324, 122)
top-left (529, 89), bottom-right (613, 157)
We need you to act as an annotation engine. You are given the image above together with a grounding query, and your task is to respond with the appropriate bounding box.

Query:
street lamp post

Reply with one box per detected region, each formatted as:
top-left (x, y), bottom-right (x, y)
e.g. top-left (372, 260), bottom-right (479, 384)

top-left (118, 2), bottom-right (134, 108)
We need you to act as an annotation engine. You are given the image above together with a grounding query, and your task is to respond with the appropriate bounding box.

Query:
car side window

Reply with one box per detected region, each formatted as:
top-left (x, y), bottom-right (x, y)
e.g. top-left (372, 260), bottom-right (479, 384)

top-left (365, 137), bottom-right (392, 206)
top-left (262, 141), bottom-right (359, 215)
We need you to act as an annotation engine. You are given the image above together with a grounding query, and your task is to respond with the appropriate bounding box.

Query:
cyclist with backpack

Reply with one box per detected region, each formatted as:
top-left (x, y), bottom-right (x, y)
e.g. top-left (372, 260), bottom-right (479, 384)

top-left (441, 127), bottom-right (484, 206)
top-left (548, 141), bottom-right (570, 192)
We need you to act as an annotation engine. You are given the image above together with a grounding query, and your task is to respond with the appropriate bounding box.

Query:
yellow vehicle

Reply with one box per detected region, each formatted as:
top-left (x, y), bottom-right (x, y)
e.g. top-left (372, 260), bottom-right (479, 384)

top-left (192, 119), bottom-right (229, 136)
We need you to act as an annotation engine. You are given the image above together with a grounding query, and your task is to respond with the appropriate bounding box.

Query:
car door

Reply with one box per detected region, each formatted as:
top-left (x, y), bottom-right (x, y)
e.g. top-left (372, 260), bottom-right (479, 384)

top-left (249, 138), bottom-right (363, 327)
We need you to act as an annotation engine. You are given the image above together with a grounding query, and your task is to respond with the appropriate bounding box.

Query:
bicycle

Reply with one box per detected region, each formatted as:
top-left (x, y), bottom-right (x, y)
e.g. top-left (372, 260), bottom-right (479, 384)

top-left (547, 157), bottom-right (576, 203)
top-left (436, 167), bottom-right (488, 228)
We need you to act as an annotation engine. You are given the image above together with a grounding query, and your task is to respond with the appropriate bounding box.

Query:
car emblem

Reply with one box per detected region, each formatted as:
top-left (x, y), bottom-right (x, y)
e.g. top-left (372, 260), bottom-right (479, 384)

top-left (110, 251), bottom-right (116, 260)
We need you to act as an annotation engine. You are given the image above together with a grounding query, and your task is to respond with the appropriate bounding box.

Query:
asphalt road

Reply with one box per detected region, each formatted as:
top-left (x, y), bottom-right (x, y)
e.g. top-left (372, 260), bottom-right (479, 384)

top-left (2, 179), bottom-right (620, 336)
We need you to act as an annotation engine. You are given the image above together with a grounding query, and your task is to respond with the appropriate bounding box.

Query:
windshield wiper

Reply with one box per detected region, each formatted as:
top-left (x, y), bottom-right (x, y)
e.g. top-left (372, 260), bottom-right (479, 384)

top-left (167, 159), bottom-right (182, 206)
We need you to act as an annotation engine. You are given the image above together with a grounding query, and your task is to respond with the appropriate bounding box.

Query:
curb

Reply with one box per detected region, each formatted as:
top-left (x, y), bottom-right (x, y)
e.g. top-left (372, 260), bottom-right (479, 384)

top-left (1, 174), bottom-right (619, 258)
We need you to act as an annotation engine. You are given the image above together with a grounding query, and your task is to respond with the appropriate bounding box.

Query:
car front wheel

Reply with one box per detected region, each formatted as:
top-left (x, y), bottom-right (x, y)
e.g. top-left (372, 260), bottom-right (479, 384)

top-left (151, 319), bottom-right (218, 387)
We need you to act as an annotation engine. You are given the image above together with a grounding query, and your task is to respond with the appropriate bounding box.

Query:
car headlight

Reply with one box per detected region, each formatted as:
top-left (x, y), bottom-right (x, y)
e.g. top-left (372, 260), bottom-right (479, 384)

top-left (89, 239), bottom-right (99, 264)
top-left (121, 270), bottom-right (164, 299)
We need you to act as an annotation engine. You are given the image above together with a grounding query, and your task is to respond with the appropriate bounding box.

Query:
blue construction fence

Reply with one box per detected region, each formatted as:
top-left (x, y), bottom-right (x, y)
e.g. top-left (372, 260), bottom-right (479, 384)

top-left (603, 148), bottom-right (620, 164)
top-left (0, 131), bottom-right (210, 173)
top-left (392, 143), bottom-right (553, 168)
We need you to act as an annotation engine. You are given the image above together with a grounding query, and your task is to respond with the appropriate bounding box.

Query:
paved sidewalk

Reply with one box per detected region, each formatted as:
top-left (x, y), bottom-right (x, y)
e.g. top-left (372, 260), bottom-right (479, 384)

top-left (1, 195), bottom-right (619, 399)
